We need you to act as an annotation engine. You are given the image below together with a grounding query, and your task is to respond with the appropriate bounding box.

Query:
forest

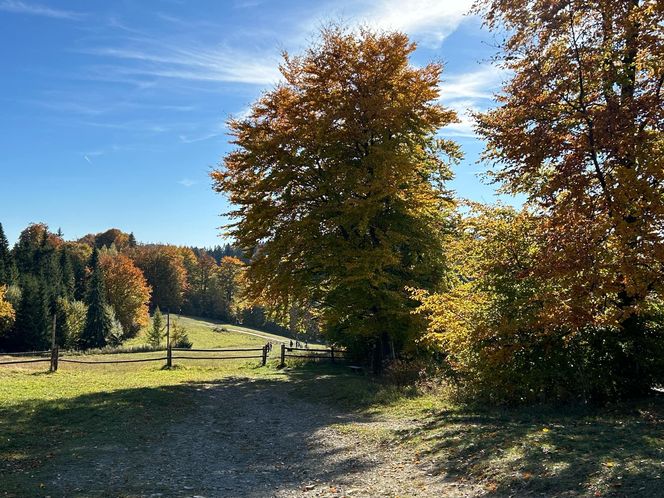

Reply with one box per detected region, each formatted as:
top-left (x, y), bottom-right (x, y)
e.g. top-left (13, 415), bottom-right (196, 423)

top-left (0, 223), bottom-right (291, 353)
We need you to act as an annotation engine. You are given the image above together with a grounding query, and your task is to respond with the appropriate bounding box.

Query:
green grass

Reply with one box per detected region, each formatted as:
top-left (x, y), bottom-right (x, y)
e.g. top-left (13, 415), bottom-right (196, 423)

top-left (125, 314), bottom-right (271, 349)
top-left (1, 325), bottom-right (663, 497)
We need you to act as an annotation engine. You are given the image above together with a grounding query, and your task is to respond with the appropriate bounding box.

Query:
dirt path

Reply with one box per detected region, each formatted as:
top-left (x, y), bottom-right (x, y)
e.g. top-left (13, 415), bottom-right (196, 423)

top-left (46, 377), bottom-right (479, 497)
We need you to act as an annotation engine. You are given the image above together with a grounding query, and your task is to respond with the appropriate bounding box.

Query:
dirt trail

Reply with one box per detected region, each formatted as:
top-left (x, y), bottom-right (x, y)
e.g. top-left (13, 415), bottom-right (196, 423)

top-left (47, 377), bottom-right (480, 497)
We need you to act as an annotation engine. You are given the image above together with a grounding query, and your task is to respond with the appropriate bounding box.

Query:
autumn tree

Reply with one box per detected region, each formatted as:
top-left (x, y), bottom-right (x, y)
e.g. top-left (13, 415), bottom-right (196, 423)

top-left (131, 245), bottom-right (187, 311)
top-left (0, 285), bottom-right (15, 341)
top-left (476, 0), bottom-right (663, 324)
top-left (213, 26), bottom-right (460, 366)
top-left (216, 256), bottom-right (245, 321)
top-left (100, 250), bottom-right (152, 338)
top-left (12, 223), bottom-right (62, 277)
top-left (474, 0), bottom-right (664, 396)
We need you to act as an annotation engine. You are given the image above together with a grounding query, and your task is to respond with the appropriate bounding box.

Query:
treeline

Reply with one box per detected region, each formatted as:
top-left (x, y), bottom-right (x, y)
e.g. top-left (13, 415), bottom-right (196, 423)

top-left (0, 224), bottom-right (287, 352)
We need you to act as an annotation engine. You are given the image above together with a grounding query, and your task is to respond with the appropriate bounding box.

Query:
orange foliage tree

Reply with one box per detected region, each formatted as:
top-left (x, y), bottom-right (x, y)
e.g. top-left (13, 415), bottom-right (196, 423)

top-left (0, 285), bottom-right (15, 336)
top-left (100, 251), bottom-right (152, 337)
top-left (130, 245), bottom-right (187, 311)
top-left (475, 0), bottom-right (664, 331)
top-left (213, 26), bottom-right (460, 364)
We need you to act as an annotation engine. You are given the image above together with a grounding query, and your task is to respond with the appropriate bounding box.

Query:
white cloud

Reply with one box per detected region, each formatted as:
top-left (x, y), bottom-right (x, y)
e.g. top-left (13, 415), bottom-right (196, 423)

top-left (439, 65), bottom-right (506, 101)
top-left (438, 65), bottom-right (507, 137)
top-left (178, 178), bottom-right (197, 187)
top-left (85, 44), bottom-right (282, 86)
top-left (352, 0), bottom-right (475, 46)
top-left (0, 0), bottom-right (83, 20)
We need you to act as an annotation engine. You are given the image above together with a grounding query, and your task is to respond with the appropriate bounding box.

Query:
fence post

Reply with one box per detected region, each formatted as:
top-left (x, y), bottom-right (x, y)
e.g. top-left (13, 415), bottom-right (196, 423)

top-left (49, 314), bottom-right (57, 372)
top-left (166, 310), bottom-right (172, 368)
top-left (330, 346), bottom-right (335, 364)
top-left (261, 344), bottom-right (268, 366)
top-left (279, 343), bottom-right (286, 368)
top-left (50, 345), bottom-right (59, 372)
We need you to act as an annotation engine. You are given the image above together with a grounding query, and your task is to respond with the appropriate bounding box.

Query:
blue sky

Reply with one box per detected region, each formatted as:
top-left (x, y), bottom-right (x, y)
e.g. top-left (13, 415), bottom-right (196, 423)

top-left (0, 0), bottom-right (510, 247)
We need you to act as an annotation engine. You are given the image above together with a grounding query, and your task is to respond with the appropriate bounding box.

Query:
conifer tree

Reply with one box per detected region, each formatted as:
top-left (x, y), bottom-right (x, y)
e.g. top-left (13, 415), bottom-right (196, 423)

top-left (147, 307), bottom-right (164, 347)
top-left (9, 275), bottom-right (50, 351)
top-left (81, 248), bottom-right (111, 349)
top-left (60, 249), bottom-right (76, 300)
top-left (0, 222), bottom-right (15, 286)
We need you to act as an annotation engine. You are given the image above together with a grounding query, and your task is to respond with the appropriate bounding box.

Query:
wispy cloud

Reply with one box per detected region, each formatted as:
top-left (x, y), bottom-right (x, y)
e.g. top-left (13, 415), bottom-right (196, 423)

top-left (347, 0), bottom-right (475, 46)
top-left (439, 65), bottom-right (506, 101)
top-left (83, 43), bottom-right (282, 86)
top-left (0, 0), bottom-right (84, 20)
top-left (438, 65), bottom-right (507, 137)
top-left (178, 178), bottom-right (197, 187)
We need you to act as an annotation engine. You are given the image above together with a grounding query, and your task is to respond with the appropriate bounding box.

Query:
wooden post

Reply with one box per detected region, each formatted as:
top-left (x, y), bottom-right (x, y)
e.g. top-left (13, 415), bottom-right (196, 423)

top-left (166, 309), bottom-right (172, 368)
top-left (52, 346), bottom-right (59, 372)
top-left (330, 346), bottom-right (335, 364)
top-left (279, 343), bottom-right (286, 368)
top-left (50, 314), bottom-right (57, 372)
top-left (261, 344), bottom-right (268, 366)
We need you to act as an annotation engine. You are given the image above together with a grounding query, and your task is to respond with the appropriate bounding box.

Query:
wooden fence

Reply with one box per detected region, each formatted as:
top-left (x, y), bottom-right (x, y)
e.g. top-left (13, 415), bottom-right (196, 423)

top-left (278, 344), bottom-right (347, 368)
top-left (0, 344), bottom-right (270, 371)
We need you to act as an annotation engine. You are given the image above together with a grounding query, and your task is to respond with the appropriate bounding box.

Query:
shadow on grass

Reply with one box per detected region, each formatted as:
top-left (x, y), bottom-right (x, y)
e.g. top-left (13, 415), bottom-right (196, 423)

top-left (394, 394), bottom-right (664, 497)
top-left (275, 361), bottom-right (423, 412)
top-left (0, 372), bottom-right (379, 497)
top-left (274, 363), bottom-right (664, 496)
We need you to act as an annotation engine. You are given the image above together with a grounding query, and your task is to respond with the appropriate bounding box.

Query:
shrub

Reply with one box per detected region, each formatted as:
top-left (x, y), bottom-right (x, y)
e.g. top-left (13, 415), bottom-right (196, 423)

top-left (414, 205), bottom-right (664, 404)
top-left (170, 319), bottom-right (192, 349)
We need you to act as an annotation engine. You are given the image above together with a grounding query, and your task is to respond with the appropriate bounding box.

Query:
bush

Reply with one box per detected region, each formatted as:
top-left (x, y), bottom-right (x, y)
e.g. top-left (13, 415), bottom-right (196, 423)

top-left (55, 298), bottom-right (87, 349)
top-left (414, 206), bottom-right (664, 404)
top-left (170, 319), bottom-right (192, 349)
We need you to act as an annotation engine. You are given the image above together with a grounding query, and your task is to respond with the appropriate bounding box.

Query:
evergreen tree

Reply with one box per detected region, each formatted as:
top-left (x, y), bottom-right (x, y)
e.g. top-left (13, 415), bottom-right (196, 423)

top-left (0, 222), bottom-right (15, 286)
top-left (42, 251), bottom-right (63, 312)
top-left (80, 248), bottom-right (111, 349)
top-left (147, 307), bottom-right (164, 347)
top-left (8, 275), bottom-right (50, 352)
top-left (60, 249), bottom-right (76, 300)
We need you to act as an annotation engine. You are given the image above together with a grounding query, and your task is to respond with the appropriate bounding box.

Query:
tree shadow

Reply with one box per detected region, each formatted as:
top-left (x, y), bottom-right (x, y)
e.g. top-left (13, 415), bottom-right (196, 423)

top-left (0, 374), bottom-right (382, 497)
top-left (395, 394), bottom-right (664, 496)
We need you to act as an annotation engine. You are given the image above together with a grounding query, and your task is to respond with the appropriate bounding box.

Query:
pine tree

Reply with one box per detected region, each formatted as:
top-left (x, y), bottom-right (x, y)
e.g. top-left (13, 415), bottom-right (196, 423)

top-left (80, 248), bottom-right (111, 349)
top-left (42, 251), bottom-right (63, 312)
top-left (9, 275), bottom-right (50, 352)
top-left (147, 307), bottom-right (164, 347)
top-left (60, 249), bottom-right (76, 300)
top-left (0, 222), bottom-right (15, 286)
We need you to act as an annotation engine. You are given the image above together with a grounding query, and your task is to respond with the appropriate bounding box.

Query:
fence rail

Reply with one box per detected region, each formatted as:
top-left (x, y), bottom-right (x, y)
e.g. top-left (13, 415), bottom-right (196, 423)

top-left (0, 350), bottom-right (51, 357)
top-left (0, 357), bottom-right (52, 365)
top-left (278, 344), bottom-right (347, 368)
top-left (1, 344), bottom-right (271, 370)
